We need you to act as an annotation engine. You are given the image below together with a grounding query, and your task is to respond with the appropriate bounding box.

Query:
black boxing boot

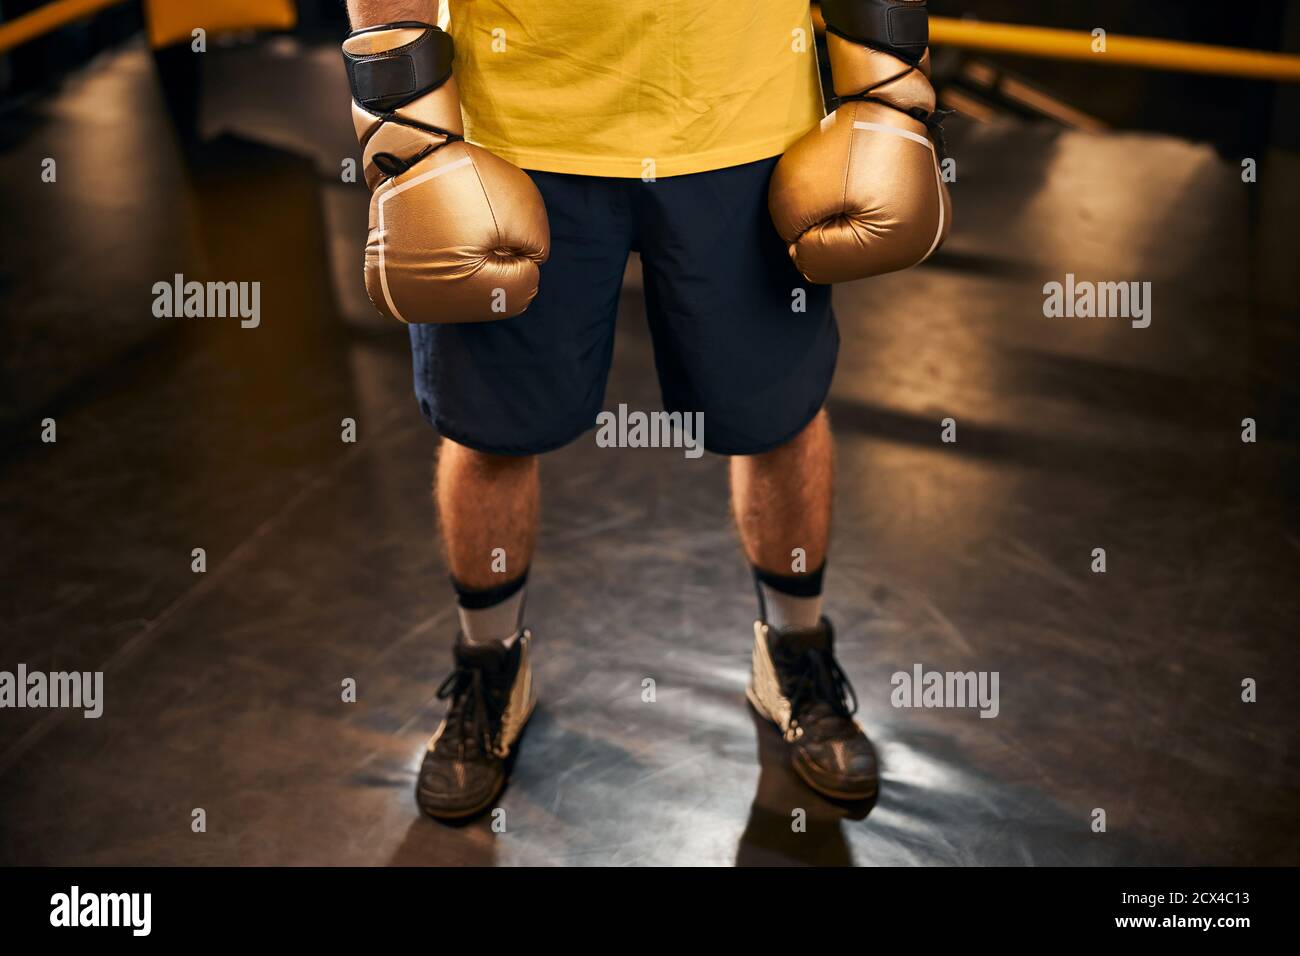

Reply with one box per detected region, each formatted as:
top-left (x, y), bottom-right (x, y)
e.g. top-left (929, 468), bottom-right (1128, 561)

top-left (416, 630), bottom-right (536, 821)
top-left (746, 617), bottom-right (878, 800)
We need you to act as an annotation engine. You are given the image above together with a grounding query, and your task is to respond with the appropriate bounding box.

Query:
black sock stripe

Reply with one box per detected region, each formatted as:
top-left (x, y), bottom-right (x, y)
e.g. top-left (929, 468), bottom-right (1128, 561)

top-left (451, 570), bottom-right (529, 610)
top-left (752, 562), bottom-right (826, 599)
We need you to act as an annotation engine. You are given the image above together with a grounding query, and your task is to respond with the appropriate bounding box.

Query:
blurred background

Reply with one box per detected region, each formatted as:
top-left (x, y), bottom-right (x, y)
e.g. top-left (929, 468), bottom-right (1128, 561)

top-left (0, 2), bottom-right (1297, 866)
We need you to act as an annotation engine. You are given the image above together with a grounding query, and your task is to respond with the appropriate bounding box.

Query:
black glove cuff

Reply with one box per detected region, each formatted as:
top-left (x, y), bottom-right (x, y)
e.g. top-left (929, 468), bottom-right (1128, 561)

top-left (822, 0), bottom-right (929, 65)
top-left (344, 22), bottom-right (455, 113)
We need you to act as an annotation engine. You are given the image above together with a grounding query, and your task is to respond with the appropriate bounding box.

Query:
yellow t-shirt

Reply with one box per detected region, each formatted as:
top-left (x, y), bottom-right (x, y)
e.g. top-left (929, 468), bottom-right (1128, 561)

top-left (439, 1), bottom-right (824, 178)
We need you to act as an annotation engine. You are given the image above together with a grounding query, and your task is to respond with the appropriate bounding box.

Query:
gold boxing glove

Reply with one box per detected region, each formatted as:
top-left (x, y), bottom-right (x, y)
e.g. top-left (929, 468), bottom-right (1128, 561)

top-left (770, 0), bottom-right (951, 284)
top-left (343, 22), bottom-right (550, 323)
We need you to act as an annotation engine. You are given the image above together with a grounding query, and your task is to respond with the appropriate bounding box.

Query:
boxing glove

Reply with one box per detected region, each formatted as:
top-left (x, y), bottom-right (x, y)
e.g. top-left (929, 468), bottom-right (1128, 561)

top-left (342, 22), bottom-right (550, 323)
top-left (769, 0), bottom-right (951, 284)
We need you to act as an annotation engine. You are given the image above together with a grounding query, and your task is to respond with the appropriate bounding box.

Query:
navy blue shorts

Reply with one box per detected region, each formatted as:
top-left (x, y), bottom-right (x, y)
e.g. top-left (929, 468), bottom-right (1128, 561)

top-left (409, 155), bottom-right (837, 456)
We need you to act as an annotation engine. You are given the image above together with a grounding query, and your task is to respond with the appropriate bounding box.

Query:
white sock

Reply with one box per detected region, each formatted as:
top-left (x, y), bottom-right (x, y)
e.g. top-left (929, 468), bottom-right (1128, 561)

top-left (757, 582), bottom-right (823, 631)
top-left (455, 578), bottom-right (527, 647)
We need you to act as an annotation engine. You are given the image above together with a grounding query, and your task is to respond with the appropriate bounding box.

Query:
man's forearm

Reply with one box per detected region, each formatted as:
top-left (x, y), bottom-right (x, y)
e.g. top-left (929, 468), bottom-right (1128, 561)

top-left (346, 1), bottom-right (437, 28)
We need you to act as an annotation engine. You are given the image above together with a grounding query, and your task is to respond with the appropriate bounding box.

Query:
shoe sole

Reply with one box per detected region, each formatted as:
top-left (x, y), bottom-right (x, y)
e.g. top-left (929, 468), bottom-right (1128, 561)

top-left (417, 696), bottom-right (537, 823)
top-left (418, 779), bottom-right (507, 822)
top-left (746, 687), bottom-right (878, 803)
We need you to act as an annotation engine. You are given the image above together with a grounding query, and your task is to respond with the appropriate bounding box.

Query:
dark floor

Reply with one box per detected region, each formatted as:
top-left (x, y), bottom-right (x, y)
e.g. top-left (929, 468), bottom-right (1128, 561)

top-left (1, 37), bottom-right (1298, 866)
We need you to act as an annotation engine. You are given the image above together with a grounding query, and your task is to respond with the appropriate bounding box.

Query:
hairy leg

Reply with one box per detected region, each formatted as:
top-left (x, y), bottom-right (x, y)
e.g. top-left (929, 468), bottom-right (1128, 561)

top-left (730, 409), bottom-right (832, 578)
top-left (435, 439), bottom-right (539, 589)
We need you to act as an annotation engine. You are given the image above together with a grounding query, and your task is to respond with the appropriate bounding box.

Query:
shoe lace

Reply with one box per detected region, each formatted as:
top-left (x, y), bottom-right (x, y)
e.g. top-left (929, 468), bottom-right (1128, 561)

top-left (784, 647), bottom-right (859, 741)
top-left (436, 662), bottom-right (505, 759)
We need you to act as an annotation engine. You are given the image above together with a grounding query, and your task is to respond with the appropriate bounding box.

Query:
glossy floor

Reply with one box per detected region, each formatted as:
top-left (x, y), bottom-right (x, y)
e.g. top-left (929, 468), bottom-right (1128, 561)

top-left (1, 38), bottom-right (1297, 865)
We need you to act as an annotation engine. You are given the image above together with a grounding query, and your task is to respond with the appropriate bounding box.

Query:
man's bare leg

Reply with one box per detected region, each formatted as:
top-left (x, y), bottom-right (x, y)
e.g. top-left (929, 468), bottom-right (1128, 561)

top-left (436, 439), bottom-right (539, 641)
top-left (730, 409), bottom-right (832, 629)
top-left (413, 439), bottom-right (539, 820)
top-left (734, 409), bottom-right (876, 799)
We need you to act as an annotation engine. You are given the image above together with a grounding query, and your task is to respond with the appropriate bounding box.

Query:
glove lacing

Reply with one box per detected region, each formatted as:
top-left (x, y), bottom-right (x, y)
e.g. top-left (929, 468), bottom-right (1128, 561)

top-left (359, 112), bottom-right (465, 180)
top-left (832, 63), bottom-right (955, 162)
